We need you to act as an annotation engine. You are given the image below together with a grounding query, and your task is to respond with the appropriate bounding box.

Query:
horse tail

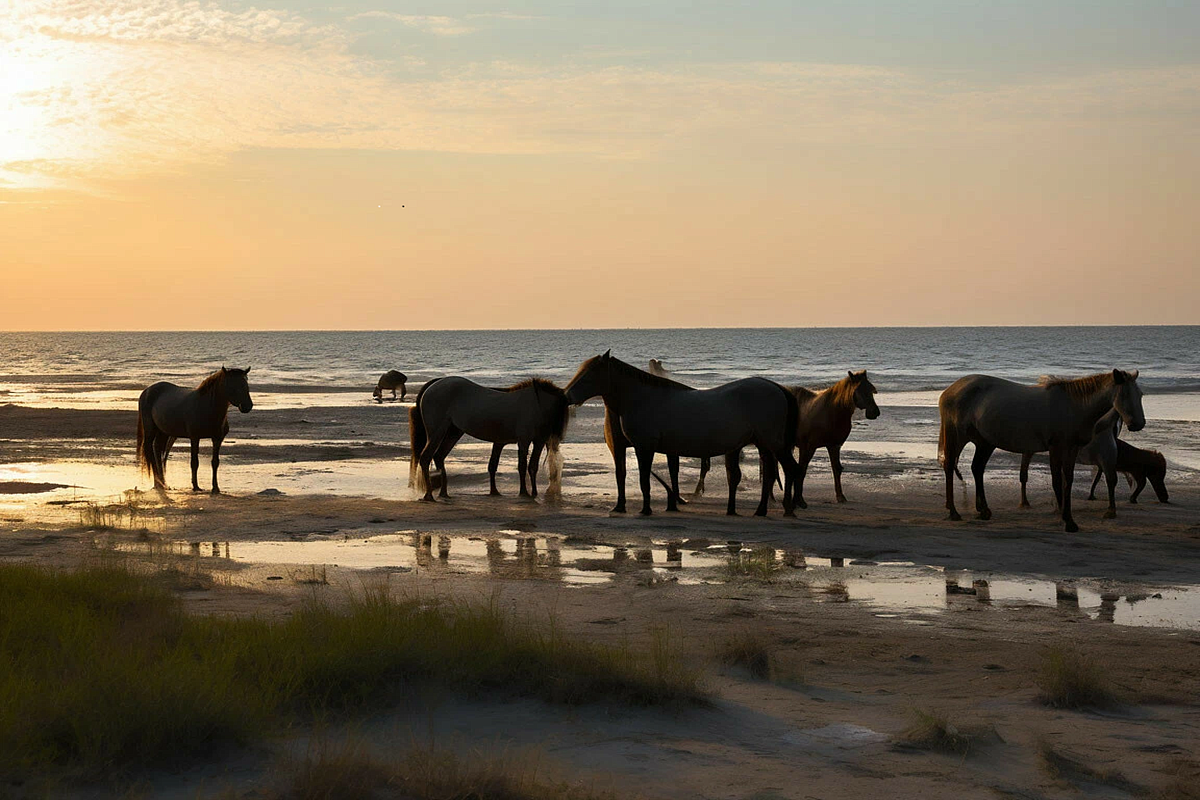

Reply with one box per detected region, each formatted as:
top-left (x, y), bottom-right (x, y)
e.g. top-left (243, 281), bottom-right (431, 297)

top-left (408, 378), bottom-right (441, 490)
top-left (936, 423), bottom-right (964, 481)
top-left (137, 389), bottom-right (164, 486)
top-left (544, 435), bottom-right (564, 502)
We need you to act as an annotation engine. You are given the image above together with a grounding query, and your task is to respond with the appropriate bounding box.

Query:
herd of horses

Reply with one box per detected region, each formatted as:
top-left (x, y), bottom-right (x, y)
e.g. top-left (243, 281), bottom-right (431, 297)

top-left (134, 356), bottom-right (1169, 533)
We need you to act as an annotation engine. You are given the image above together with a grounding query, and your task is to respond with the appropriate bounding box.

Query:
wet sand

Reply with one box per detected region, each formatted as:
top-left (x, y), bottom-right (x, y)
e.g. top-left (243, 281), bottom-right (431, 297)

top-left (2, 400), bottom-right (1199, 798)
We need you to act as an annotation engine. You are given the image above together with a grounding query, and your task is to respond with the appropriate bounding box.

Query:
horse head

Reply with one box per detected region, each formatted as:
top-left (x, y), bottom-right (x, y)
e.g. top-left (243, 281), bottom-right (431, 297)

top-left (1111, 368), bottom-right (1144, 432)
top-left (565, 350), bottom-right (610, 406)
top-left (222, 366), bottom-right (254, 413)
top-left (849, 370), bottom-right (880, 419)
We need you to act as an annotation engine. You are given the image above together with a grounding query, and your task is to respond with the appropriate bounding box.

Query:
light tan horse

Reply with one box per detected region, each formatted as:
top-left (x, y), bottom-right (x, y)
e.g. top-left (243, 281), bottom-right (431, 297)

top-left (137, 367), bottom-right (254, 493)
top-left (697, 370), bottom-right (880, 508)
top-left (939, 370), bottom-right (1145, 532)
top-left (566, 351), bottom-right (800, 517)
top-left (409, 376), bottom-right (568, 502)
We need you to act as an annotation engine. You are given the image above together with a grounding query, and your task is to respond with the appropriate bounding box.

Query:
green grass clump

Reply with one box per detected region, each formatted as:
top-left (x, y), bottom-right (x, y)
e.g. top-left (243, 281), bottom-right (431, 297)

top-left (269, 741), bottom-right (620, 800)
top-left (1036, 646), bottom-right (1122, 709)
top-left (0, 564), bottom-right (705, 784)
top-left (724, 546), bottom-right (784, 582)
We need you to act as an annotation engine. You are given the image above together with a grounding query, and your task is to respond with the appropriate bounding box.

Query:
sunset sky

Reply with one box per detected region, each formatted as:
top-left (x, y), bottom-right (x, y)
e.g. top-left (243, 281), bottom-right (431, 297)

top-left (2, 1), bottom-right (1198, 330)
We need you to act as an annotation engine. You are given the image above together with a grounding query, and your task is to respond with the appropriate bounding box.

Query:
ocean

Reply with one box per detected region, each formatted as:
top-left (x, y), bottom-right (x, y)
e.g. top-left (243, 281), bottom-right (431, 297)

top-left (2, 327), bottom-right (1198, 470)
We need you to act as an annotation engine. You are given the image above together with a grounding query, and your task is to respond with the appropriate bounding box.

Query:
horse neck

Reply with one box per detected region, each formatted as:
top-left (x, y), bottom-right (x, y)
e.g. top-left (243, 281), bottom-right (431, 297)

top-left (1072, 383), bottom-right (1119, 429)
top-left (198, 383), bottom-right (230, 417)
top-left (606, 365), bottom-right (680, 411)
top-left (815, 385), bottom-right (856, 424)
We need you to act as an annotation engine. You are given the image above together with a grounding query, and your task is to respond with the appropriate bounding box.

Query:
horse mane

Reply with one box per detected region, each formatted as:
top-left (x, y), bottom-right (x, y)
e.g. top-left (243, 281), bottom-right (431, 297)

top-left (196, 369), bottom-right (228, 395)
top-left (607, 356), bottom-right (692, 389)
top-left (503, 377), bottom-right (566, 397)
top-left (824, 375), bottom-right (860, 408)
top-left (1037, 372), bottom-right (1114, 399)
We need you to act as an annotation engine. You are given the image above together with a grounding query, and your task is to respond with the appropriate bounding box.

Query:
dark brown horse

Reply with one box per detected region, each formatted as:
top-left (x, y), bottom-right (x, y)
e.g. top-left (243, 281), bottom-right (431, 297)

top-left (566, 351), bottom-right (800, 517)
top-left (137, 367), bottom-right (254, 493)
top-left (373, 370), bottom-right (408, 402)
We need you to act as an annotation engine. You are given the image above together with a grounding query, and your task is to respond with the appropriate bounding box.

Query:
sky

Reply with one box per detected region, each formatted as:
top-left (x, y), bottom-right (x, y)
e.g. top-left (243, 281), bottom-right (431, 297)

top-left (2, 1), bottom-right (1198, 330)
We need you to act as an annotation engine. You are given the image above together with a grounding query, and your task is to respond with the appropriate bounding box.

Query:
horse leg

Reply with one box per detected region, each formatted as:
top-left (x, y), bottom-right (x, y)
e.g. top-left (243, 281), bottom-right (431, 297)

top-left (1048, 450), bottom-right (1064, 511)
top-left (152, 433), bottom-right (173, 490)
top-left (190, 439), bottom-right (201, 491)
top-left (724, 451), bottom-right (742, 516)
top-left (829, 445), bottom-right (847, 503)
top-left (1130, 473), bottom-right (1146, 504)
top-left (210, 437), bottom-right (223, 495)
top-left (777, 445), bottom-right (799, 517)
top-left (755, 449), bottom-right (776, 516)
top-left (529, 442), bottom-right (544, 499)
top-left (971, 443), bottom-right (995, 520)
top-left (1056, 445), bottom-right (1080, 533)
top-left (634, 447), bottom-right (655, 516)
top-left (695, 457), bottom-right (709, 496)
top-left (941, 426), bottom-right (965, 521)
top-left (1103, 463), bottom-right (1118, 519)
top-left (517, 442), bottom-right (530, 497)
top-left (418, 425), bottom-right (448, 502)
top-left (1088, 467), bottom-right (1102, 500)
top-left (1019, 454), bottom-right (1032, 508)
top-left (612, 444), bottom-right (628, 513)
top-left (664, 454), bottom-right (681, 512)
top-left (793, 447), bottom-right (814, 511)
top-left (488, 443), bottom-right (504, 496)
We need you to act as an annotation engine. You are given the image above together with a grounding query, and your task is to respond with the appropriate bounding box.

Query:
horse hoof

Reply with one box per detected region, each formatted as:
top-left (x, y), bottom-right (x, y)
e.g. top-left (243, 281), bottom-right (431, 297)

top-left (726, 510), bottom-right (739, 517)
top-left (796, 500), bottom-right (807, 510)
top-left (1019, 502), bottom-right (1031, 509)
top-left (978, 509), bottom-right (991, 521)
top-left (489, 490), bottom-right (501, 497)
top-left (639, 509), bottom-right (653, 517)
top-left (836, 496), bottom-right (847, 504)
top-left (783, 509), bottom-right (797, 518)
top-left (420, 495), bottom-right (435, 503)
top-left (210, 489), bottom-right (221, 496)
top-left (753, 509), bottom-right (767, 517)
top-left (610, 506), bottom-right (626, 514)
top-left (1065, 521), bottom-right (1079, 533)
top-left (1103, 510), bottom-right (1117, 519)
top-left (948, 511), bottom-right (962, 521)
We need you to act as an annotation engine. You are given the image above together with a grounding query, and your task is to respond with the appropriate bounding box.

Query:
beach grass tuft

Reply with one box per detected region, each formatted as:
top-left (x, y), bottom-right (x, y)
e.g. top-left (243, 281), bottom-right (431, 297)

top-left (0, 563), bottom-right (705, 784)
top-left (724, 546), bottom-right (784, 582)
top-left (1036, 646), bottom-right (1122, 709)
top-left (897, 708), bottom-right (988, 756)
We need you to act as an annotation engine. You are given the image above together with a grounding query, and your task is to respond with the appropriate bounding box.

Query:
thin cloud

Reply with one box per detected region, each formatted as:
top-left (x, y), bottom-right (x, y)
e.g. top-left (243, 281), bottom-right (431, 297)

top-left (350, 12), bottom-right (475, 37)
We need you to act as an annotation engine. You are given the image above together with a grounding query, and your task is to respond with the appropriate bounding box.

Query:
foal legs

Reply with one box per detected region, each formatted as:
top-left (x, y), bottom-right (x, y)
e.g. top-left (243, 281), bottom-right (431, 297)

top-left (1019, 454), bottom-right (1033, 508)
top-left (971, 443), bottom-right (996, 520)
top-left (1102, 463), bottom-right (1118, 519)
top-left (488, 443), bottom-right (504, 496)
top-left (190, 439), bottom-right (201, 491)
top-left (666, 454), bottom-right (681, 512)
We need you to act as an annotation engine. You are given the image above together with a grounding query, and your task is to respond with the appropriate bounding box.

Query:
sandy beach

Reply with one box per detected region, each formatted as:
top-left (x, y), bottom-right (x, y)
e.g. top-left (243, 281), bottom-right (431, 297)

top-left (2, 395), bottom-right (1199, 799)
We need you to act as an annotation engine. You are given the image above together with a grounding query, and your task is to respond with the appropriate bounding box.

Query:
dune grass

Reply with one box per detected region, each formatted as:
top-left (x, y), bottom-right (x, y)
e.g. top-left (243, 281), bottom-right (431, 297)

top-left (263, 740), bottom-right (621, 800)
top-left (1036, 646), bottom-right (1122, 709)
top-left (897, 708), bottom-right (992, 756)
top-left (724, 546), bottom-right (784, 582)
top-left (0, 563), bottom-right (705, 783)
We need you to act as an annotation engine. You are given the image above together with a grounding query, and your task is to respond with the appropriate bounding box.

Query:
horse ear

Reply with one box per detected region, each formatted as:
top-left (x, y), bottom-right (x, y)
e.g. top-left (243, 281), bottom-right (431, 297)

top-left (244, 366), bottom-right (251, 373)
top-left (603, 349), bottom-right (611, 359)
top-left (1112, 368), bottom-right (1125, 384)
top-left (848, 370), bottom-right (855, 378)
top-left (221, 365), bottom-right (227, 373)
top-left (1131, 369), bottom-right (1138, 380)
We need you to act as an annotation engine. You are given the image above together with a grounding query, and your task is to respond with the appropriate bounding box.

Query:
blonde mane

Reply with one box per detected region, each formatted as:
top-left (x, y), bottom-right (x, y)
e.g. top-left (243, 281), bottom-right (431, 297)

top-left (1037, 372), bottom-right (1115, 399)
top-left (196, 369), bottom-right (228, 395)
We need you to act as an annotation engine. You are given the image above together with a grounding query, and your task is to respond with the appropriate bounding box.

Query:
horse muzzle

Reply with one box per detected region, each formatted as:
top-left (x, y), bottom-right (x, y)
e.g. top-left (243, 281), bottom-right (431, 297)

top-left (238, 402), bottom-right (254, 413)
top-left (865, 408), bottom-right (880, 420)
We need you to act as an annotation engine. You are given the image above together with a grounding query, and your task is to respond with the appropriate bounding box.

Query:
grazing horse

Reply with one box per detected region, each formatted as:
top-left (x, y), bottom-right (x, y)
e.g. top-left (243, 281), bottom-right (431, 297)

top-left (939, 370), bottom-right (1145, 532)
top-left (137, 367), bottom-right (254, 493)
top-left (696, 370), bottom-right (881, 508)
top-left (409, 377), bottom-right (568, 501)
top-left (373, 370), bottom-right (408, 402)
top-left (566, 351), bottom-right (800, 517)
top-left (1018, 412), bottom-right (1169, 512)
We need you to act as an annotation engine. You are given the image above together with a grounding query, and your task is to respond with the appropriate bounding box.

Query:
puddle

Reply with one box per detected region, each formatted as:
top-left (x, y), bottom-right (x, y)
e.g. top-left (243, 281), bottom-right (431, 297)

top-left (96, 531), bottom-right (1200, 633)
